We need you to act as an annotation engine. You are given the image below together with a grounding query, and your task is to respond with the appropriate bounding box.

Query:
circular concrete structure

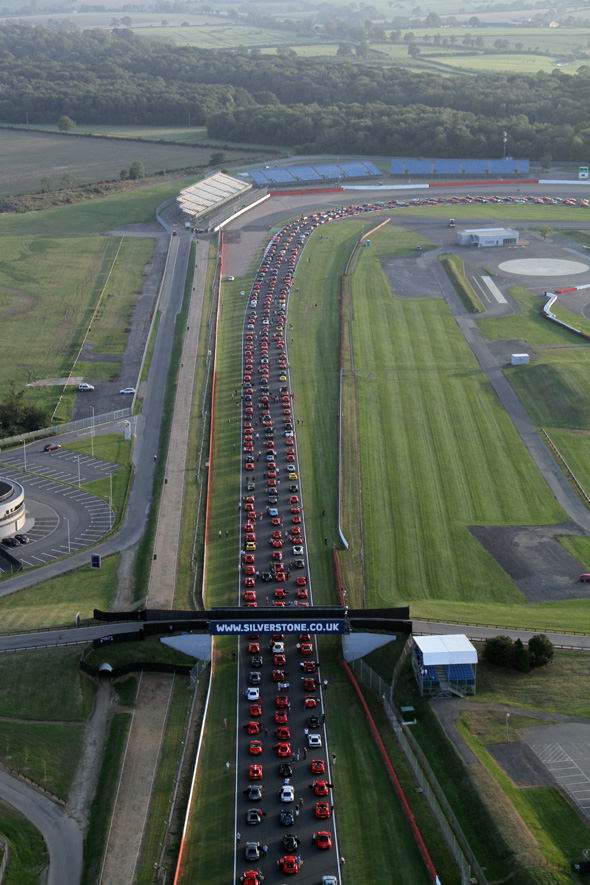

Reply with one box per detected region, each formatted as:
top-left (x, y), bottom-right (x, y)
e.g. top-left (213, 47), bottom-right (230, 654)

top-left (0, 477), bottom-right (25, 537)
top-left (498, 258), bottom-right (589, 276)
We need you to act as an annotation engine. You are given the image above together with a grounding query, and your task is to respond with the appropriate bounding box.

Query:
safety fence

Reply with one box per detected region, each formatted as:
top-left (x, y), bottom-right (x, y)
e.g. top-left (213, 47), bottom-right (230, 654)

top-left (541, 428), bottom-right (590, 508)
top-left (0, 407), bottom-right (132, 450)
top-left (350, 656), bottom-right (485, 885)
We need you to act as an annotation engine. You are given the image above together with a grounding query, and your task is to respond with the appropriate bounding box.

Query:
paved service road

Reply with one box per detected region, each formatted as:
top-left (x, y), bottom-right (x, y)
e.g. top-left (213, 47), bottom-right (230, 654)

top-left (0, 769), bottom-right (83, 885)
top-left (233, 218), bottom-right (342, 884)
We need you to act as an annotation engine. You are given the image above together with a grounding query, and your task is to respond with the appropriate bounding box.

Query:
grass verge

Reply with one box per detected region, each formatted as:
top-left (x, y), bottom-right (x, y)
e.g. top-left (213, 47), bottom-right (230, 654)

top-left (439, 252), bottom-right (484, 313)
top-left (0, 799), bottom-right (48, 885)
top-left (81, 712), bottom-right (132, 885)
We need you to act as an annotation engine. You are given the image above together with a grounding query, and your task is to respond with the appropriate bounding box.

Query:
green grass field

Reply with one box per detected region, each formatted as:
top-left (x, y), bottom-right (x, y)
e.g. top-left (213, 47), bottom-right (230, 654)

top-left (0, 236), bottom-right (154, 412)
top-left (299, 223), bottom-right (565, 612)
top-left (0, 800), bottom-right (49, 885)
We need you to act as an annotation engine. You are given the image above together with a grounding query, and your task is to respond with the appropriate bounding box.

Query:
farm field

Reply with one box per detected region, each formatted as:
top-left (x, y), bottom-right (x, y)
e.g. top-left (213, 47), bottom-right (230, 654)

top-left (12, 124), bottom-right (281, 154)
top-left (0, 129), bottom-right (250, 196)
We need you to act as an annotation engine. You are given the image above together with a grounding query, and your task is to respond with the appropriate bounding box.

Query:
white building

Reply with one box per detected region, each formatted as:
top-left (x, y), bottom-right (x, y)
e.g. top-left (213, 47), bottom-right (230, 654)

top-left (457, 227), bottom-right (519, 247)
top-left (412, 634), bottom-right (478, 697)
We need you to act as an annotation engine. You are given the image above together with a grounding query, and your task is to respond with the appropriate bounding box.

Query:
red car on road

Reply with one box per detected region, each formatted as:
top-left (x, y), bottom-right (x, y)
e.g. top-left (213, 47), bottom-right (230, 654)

top-left (315, 802), bottom-right (330, 819)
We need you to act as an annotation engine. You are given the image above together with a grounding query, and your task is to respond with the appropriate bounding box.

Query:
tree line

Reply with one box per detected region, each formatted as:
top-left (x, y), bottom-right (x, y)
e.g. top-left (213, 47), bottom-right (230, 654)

top-left (1, 24), bottom-right (590, 162)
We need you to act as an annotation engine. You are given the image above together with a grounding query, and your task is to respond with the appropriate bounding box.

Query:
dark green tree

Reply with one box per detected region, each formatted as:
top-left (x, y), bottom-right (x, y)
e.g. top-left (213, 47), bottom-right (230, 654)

top-left (528, 634), bottom-right (554, 669)
top-left (128, 160), bottom-right (145, 180)
top-left (0, 384), bottom-right (49, 436)
top-left (483, 635), bottom-right (516, 668)
top-left (513, 638), bottom-right (530, 672)
top-left (57, 114), bottom-right (76, 132)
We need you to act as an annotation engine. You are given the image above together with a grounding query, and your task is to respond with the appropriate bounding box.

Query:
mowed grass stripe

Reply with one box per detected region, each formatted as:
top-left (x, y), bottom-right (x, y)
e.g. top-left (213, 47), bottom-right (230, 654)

top-left (350, 229), bottom-right (565, 606)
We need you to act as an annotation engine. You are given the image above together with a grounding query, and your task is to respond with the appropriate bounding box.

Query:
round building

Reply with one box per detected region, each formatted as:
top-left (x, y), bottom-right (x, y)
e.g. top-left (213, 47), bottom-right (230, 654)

top-left (0, 478), bottom-right (26, 536)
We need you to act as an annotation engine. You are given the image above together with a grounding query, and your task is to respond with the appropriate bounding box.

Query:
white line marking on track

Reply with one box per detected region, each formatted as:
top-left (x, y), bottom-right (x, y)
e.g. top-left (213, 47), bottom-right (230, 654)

top-left (481, 276), bottom-right (507, 303)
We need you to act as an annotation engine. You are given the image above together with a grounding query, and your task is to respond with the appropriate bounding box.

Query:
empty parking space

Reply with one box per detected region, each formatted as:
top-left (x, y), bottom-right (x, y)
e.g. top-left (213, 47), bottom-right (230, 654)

top-left (522, 723), bottom-right (590, 819)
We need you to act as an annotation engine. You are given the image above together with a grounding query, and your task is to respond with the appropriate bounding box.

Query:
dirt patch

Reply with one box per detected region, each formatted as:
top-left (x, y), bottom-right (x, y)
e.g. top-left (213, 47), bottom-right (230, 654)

top-left (67, 679), bottom-right (114, 834)
top-left (469, 521), bottom-right (590, 602)
top-left (27, 377), bottom-right (83, 386)
top-left (487, 741), bottom-right (555, 787)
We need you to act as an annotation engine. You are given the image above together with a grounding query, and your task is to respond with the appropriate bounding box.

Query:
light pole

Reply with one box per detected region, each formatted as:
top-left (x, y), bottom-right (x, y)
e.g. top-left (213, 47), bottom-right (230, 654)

top-left (77, 455), bottom-right (81, 490)
top-left (506, 712), bottom-right (510, 742)
top-left (90, 405), bottom-right (95, 459)
top-left (65, 517), bottom-right (70, 555)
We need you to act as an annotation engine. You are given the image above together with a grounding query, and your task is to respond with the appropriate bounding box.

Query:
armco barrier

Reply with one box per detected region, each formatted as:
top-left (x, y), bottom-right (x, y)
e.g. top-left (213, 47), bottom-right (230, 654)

top-left (343, 659), bottom-right (439, 883)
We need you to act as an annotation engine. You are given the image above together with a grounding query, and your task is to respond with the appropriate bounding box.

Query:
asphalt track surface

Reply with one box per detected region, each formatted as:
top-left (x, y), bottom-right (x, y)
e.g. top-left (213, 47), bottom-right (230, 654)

top-left (233, 219), bottom-right (341, 885)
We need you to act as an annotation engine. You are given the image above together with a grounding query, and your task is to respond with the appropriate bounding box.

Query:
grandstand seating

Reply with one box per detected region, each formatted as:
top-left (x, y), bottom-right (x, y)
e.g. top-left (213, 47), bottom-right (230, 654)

top-left (247, 160), bottom-right (381, 187)
top-left (249, 169), bottom-right (270, 186)
top-left (490, 159), bottom-right (518, 174)
top-left (316, 164), bottom-right (344, 179)
top-left (405, 160), bottom-right (432, 174)
top-left (286, 166), bottom-right (322, 181)
top-left (445, 664), bottom-right (475, 682)
top-left (461, 159), bottom-right (489, 173)
top-left (265, 169), bottom-right (297, 184)
top-left (337, 162), bottom-right (373, 177)
top-left (432, 159), bottom-right (461, 174)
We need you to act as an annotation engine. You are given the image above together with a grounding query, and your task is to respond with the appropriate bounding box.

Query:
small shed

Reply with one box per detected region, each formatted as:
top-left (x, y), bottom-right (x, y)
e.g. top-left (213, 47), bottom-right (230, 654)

top-left (511, 353), bottom-right (529, 365)
top-left (412, 634), bottom-right (477, 697)
top-left (457, 228), bottom-right (519, 247)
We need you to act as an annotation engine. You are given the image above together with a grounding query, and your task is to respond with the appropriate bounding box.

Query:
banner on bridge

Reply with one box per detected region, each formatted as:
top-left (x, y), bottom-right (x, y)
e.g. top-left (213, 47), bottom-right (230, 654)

top-left (210, 619), bottom-right (346, 635)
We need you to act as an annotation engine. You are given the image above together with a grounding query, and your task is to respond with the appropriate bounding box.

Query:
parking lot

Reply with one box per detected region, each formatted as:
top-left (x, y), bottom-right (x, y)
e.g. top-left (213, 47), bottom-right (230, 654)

top-left (0, 442), bottom-right (118, 570)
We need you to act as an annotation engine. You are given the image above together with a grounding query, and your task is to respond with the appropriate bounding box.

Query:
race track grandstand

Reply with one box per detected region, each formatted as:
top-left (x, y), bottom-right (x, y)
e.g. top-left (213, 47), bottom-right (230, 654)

top-left (390, 158), bottom-right (530, 178)
top-left (246, 160), bottom-right (381, 188)
top-left (177, 172), bottom-right (251, 224)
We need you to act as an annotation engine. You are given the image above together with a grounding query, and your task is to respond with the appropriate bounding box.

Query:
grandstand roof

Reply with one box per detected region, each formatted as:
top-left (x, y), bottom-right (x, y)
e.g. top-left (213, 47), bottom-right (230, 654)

top-left (414, 634), bottom-right (477, 665)
top-left (177, 171), bottom-right (250, 219)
